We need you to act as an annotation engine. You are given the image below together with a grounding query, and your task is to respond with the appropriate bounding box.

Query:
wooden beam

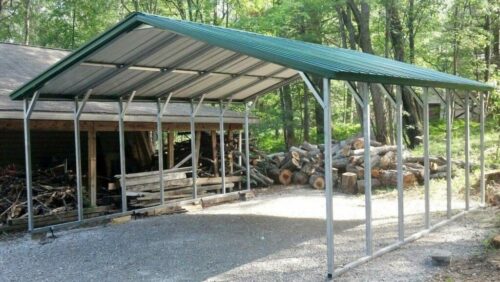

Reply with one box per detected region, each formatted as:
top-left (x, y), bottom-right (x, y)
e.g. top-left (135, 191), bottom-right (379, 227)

top-left (0, 119), bottom-right (242, 132)
top-left (87, 122), bottom-right (97, 207)
top-left (167, 131), bottom-right (175, 169)
top-left (211, 130), bottom-right (219, 177)
top-left (195, 131), bottom-right (201, 165)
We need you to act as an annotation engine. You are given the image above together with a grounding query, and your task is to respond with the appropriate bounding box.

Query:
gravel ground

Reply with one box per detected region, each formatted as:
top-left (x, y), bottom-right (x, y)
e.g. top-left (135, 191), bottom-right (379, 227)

top-left (0, 187), bottom-right (497, 281)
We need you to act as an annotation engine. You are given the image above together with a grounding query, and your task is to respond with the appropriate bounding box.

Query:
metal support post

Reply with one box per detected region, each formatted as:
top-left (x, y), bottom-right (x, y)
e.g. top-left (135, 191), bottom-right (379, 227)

top-left (244, 103), bottom-right (251, 191)
top-left (157, 99), bottom-right (165, 205)
top-left (423, 87), bottom-right (430, 228)
top-left (118, 98), bottom-right (127, 212)
top-left (323, 78), bottom-right (335, 277)
top-left (395, 86), bottom-right (404, 241)
top-left (360, 82), bottom-right (373, 255)
top-left (190, 100), bottom-right (198, 199)
top-left (219, 101), bottom-right (226, 194)
top-left (480, 92), bottom-right (485, 205)
top-left (464, 92), bottom-right (470, 210)
top-left (23, 91), bottom-right (40, 232)
top-left (158, 94), bottom-right (173, 204)
top-left (73, 89), bottom-right (92, 221)
top-left (446, 89), bottom-right (452, 218)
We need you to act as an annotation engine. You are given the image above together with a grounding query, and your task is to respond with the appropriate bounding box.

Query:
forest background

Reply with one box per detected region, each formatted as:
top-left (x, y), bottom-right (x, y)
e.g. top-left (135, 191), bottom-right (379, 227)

top-left (0, 0), bottom-right (498, 157)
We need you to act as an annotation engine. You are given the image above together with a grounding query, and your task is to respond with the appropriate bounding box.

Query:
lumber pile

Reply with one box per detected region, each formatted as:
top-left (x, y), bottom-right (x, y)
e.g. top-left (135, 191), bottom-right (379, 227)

top-left (116, 167), bottom-right (243, 208)
top-left (252, 137), bottom-right (450, 193)
top-left (0, 164), bottom-right (77, 225)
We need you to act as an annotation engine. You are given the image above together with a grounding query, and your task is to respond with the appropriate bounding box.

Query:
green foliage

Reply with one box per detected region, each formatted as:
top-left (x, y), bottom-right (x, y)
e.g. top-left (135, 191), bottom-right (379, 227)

top-left (412, 118), bottom-right (500, 169)
top-left (0, 0), bottom-right (497, 154)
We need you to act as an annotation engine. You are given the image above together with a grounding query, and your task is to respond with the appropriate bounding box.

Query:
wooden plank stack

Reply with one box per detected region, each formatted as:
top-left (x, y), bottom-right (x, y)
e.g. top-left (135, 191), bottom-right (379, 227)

top-left (116, 167), bottom-right (243, 208)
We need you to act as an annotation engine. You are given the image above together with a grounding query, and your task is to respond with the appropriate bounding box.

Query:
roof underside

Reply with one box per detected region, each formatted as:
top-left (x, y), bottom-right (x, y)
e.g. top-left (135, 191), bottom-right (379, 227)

top-left (10, 12), bottom-right (494, 102)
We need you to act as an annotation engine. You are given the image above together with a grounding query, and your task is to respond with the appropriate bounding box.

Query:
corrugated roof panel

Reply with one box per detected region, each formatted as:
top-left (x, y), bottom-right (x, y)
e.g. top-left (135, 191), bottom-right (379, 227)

top-left (224, 78), bottom-right (282, 100)
top-left (145, 39), bottom-right (207, 68)
top-left (246, 63), bottom-right (288, 77)
top-left (88, 28), bottom-right (166, 63)
top-left (216, 56), bottom-right (263, 73)
top-left (180, 48), bottom-right (237, 70)
top-left (10, 12), bottom-right (493, 102)
top-left (271, 68), bottom-right (297, 78)
top-left (173, 74), bottom-right (229, 98)
top-left (92, 69), bottom-right (153, 95)
top-left (204, 77), bottom-right (258, 99)
top-left (135, 72), bottom-right (196, 96)
top-left (40, 65), bottom-right (110, 94)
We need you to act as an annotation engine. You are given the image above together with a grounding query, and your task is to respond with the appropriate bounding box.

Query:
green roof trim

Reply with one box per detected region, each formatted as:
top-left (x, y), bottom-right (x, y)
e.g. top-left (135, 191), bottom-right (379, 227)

top-left (10, 12), bottom-right (494, 100)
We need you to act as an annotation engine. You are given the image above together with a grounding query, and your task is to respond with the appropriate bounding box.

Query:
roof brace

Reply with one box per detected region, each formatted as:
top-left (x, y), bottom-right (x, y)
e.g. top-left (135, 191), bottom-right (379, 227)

top-left (299, 71), bottom-right (325, 109)
top-left (405, 86), bottom-right (423, 109)
top-left (25, 91), bottom-right (40, 118)
top-left (345, 81), bottom-right (364, 107)
top-left (75, 89), bottom-right (93, 118)
top-left (121, 91), bottom-right (136, 117)
top-left (159, 92), bottom-right (174, 116)
top-left (431, 88), bottom-right (446, 104)
top-left (191, 94), bottom-right (206, 117)
top-left (222, 97), bottom-right (234, 115)
top-left (375, 84), bottom-right (397, 108)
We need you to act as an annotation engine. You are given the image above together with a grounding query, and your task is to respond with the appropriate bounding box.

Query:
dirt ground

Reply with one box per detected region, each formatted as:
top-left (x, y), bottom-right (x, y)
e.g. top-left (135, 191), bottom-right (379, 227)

top-left (0, 186), bottom-right (498, 281)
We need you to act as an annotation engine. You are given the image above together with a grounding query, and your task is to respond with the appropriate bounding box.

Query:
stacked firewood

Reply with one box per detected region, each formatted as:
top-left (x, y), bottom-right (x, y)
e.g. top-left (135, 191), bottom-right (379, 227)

top-left (252, 137), bottom-right (449, 193)
top-left (252, 142), bottom-right (327, 189)
top-left (0, 164), bottom-right (76, 224)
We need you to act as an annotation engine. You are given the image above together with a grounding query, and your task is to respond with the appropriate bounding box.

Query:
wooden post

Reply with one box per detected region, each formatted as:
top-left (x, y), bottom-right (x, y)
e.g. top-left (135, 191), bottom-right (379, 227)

top-left (228, 130), bottom-right (234, 175)
top-left (87, 122), bottom-right (97, 207)
top-left (211, 130), bottom-right (219, 177)
top-left (195, 131), bottom-right (201, 165)
top-left (167, 131), bottom-right (174, 169)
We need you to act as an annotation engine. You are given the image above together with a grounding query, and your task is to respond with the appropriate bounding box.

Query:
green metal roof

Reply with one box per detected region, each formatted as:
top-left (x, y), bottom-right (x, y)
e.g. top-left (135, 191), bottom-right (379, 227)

top-left (10, 12), bottom-right (494, 101)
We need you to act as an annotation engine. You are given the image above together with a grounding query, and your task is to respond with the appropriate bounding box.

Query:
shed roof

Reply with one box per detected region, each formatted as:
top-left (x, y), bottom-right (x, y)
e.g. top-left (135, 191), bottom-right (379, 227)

top-left (9, 12), bottom-right (494, 103)
top-left (0, 43), bottom-right (250, 124)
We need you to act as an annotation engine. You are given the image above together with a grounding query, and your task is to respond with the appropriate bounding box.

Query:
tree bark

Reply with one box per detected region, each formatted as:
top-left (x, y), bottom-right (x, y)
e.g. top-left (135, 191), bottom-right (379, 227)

top-left (347, 0), bottom-right (388, 144)
top-left (386, 0), bottom-right (422, 148)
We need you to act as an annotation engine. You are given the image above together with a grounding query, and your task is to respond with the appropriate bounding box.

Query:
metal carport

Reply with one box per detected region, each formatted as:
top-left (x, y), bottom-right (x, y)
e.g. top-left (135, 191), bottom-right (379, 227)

top-left (10, 12), bottom-right (495, 278)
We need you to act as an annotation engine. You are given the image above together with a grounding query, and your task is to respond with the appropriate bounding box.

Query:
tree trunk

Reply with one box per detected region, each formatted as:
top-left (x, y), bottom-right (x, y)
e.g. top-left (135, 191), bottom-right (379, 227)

top-left (347, 0), bottom-right (388, 144)
top-left (280, 85), bottom-right (294, 149)
top-left (303, 83), bottom-right (310, 141)
top-left (386, 0), bottom-right (422, 148)
top-left (23, 0), bottom-right (31, 45)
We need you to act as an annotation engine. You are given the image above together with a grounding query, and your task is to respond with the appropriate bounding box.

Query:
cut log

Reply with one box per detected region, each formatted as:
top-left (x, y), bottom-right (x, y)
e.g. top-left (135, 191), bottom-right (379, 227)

top-left (357, 178), bottom-right (382, 191)
top-left (405, 156), bottom-right (446, 165)
top-left (341, 172), bottom-right (357, 194)
top-left (267, 167), bottom-right (281, 183)
top-left (346, 164), bottom-right (364, 179)
top-left (352, 138), bottom-right (383, 149)
top-left (279, 169), bottom-right (293, 185)
top-left (309, 174), bottom-right (325, 190)
top-left (332, 157), bottom-right (349, 169)
top-left (379, 170), bottom-right (417, 187)
top-left (352, 145), bottom-right (397, 156)
top-left (280, 157), bottom-right (301, 171)
top-left (301, 141), bottom-right (318, 151)
top-left (292, 171), bottom-right (308, 185)
top-left (380, 151), bottom-right (396, 169)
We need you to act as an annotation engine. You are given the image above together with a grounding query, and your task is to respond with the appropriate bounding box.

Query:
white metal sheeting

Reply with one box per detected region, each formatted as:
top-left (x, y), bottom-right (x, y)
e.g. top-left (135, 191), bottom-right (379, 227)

top-left (37, 27), bottom-right (299, 101)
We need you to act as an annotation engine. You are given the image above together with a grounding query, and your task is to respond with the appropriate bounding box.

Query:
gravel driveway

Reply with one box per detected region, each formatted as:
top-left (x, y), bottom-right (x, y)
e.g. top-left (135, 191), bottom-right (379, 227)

top-left (0, 187), bottom-right (496, 281)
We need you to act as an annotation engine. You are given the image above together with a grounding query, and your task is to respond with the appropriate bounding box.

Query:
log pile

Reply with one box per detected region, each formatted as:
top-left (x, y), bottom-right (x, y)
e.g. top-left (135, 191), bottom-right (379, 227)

top-left (252, 137), bottom-right (450, 193)
top-left (0, 164), bottom-right (77, 225)
top-left (253, 142), bottom-right (327, 189)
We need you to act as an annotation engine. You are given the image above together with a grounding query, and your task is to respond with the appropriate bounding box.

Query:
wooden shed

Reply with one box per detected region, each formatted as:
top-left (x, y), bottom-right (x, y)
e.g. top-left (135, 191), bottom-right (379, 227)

top-left (0, 43), bottom-right (255, 206)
